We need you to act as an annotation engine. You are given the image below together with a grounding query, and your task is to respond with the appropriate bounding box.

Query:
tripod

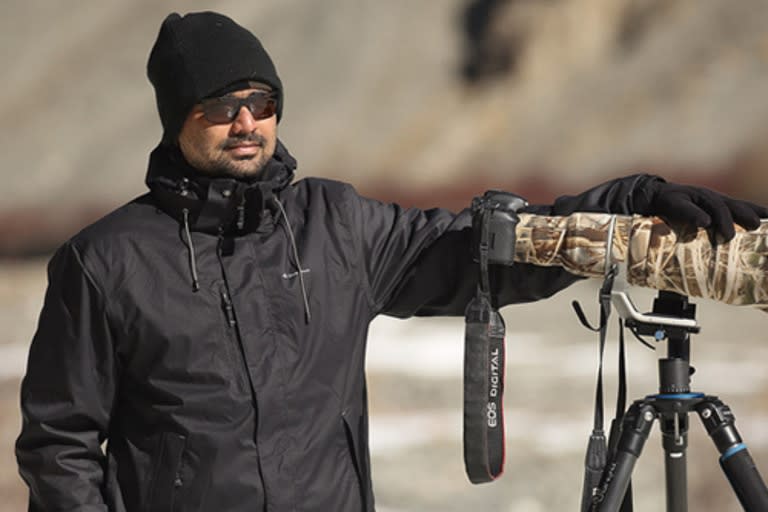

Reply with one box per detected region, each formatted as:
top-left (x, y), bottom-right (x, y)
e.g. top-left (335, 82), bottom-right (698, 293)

top-left (592, 291), bottom-right (768, 511)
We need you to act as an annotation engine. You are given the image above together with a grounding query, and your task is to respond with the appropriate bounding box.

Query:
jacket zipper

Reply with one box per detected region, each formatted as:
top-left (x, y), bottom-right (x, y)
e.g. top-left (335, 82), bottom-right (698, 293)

top-left (216, 240), bottom-right (270, 503)
top-left (221, 288), bottom-right (237, 328)
top-left (172, 471), bottom-right (183, 512)
top-left (219, 286), bottom-right (250, 393)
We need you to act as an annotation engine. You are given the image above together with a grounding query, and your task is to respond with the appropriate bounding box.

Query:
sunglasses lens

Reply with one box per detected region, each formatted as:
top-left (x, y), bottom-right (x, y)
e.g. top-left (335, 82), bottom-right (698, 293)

top-left (246, 95), bottom-right (277, 120)
top-left (202, 101), bottom-right (237, 124)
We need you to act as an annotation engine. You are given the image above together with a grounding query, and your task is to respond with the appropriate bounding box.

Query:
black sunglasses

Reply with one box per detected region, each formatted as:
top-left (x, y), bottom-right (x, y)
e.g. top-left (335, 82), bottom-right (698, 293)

top-left (199, 91), bottom-right (278, 124)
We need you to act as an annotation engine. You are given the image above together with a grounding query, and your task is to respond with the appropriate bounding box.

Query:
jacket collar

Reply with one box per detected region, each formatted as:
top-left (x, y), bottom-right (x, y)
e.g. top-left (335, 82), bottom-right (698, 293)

top-left (145, 140), bottom-right (296, 235)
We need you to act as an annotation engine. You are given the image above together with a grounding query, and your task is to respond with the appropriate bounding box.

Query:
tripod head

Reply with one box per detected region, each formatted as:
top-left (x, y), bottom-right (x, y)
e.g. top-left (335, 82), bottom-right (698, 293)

top-left (614, 289), bottom-right (702, 394)
top-left (612, 290), bottom-right (700, 338)
top-left (612, 288), bottom-right (701, 357)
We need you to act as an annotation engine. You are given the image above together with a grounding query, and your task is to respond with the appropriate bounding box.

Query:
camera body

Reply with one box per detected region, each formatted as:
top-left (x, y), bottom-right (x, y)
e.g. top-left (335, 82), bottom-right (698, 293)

top-left (471, 190), bottom-right (528, 266)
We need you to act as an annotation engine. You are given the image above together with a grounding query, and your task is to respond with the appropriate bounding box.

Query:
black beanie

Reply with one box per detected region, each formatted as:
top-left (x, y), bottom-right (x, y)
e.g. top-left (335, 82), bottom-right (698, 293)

top-left (147, 11), bottom-right (283, 144)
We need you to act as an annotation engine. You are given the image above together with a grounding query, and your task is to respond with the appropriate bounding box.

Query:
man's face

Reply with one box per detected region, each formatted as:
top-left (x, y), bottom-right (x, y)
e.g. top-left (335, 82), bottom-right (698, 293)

top-left (178, 87), bottom-right (278, 179)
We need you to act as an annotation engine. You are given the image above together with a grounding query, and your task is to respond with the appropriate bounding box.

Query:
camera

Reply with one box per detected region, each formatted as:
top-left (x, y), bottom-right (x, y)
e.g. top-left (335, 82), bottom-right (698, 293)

top-left (471, 190), bottom-right (528, 266)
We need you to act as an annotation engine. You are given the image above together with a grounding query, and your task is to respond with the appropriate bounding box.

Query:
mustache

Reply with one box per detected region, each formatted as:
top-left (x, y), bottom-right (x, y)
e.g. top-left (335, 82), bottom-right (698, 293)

top-left (219, 133), bottom-right (267, 150)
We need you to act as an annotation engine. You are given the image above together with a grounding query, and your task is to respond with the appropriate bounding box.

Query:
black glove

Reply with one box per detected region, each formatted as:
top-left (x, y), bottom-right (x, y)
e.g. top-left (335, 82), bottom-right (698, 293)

top-left (639, 181), bottom-right (768, 243)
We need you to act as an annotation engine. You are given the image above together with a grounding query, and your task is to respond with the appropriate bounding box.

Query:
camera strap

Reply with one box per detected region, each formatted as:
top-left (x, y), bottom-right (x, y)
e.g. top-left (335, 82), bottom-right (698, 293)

top-left (463, 208), bottom-right (507, 483)
top-left (574, 266), bottom-right (633, 512)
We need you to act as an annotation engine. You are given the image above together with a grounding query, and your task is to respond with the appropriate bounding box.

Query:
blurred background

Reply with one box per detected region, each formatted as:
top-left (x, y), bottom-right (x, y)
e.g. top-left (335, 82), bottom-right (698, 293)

top-left (2, 0), bottom-right (768, 510)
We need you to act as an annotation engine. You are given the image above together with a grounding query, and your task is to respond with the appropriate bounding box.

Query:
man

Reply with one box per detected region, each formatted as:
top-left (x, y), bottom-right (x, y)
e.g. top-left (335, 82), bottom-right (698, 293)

top-left (16, 11), bottom-right (768, 512)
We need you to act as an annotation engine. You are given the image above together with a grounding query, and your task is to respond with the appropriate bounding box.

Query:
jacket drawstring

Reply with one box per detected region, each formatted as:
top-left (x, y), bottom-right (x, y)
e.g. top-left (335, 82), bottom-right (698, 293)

top-left (182, 208), bottom-right (200, 292)
top-left (273, 197), bottom-right (312, 323)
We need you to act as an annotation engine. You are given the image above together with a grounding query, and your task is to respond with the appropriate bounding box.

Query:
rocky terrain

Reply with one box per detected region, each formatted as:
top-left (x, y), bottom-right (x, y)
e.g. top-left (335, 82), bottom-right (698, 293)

top-left (2, 0), bottom-right (768, 253)
top-left (2, 1), bottom-right (768, 510)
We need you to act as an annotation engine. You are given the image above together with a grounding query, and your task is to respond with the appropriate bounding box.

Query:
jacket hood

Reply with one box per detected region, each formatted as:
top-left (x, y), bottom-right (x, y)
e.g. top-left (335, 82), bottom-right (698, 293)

top-left (145, 140), bottom-right (296, 235)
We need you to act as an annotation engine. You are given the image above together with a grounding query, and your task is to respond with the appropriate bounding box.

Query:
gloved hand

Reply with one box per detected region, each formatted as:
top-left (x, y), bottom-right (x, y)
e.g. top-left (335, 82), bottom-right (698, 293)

top-left (640, 181), bottom-right (768, 243)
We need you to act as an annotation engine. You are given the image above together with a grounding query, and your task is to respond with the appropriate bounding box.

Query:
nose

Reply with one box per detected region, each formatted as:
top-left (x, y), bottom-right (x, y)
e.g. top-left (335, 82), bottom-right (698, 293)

top-left (230, 106), bottom-right (257, 134)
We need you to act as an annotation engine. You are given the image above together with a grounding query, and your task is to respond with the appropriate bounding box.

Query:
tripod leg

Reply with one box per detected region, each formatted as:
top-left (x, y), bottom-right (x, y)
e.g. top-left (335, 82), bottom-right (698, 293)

top-left (660, 411), bottom-right (689, 512)
top-left (593, 402), bottom-right (655, 512)
top-left (696, 398), bottom-right (768, 511)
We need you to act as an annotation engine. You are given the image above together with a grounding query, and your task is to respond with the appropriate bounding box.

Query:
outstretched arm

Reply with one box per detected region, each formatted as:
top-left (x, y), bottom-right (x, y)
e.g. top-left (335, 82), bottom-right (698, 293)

top-left (353, 174), bottom-right (768, 318)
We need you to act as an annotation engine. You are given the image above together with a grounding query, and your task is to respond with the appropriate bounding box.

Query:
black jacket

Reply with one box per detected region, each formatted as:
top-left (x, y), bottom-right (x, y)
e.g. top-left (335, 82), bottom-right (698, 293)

top-left (16, 142), bottom-right (658, 512)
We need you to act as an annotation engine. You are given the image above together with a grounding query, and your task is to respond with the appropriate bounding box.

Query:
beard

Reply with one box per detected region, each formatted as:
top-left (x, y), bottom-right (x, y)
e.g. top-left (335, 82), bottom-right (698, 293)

top-left (193, 133), bottom-right (275, 180)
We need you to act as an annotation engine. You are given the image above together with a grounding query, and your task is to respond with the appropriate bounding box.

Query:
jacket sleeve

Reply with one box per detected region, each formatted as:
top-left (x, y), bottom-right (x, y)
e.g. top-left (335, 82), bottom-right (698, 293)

top-left (351, 174), bottom-right (660, 318)
top-left (16, 241), bottom-right (118, 512)
top-left (350, 190), bottom-right (580, 318)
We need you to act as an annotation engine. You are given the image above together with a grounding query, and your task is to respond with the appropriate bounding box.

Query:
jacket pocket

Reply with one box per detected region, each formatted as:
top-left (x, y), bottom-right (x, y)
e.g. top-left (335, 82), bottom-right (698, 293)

top-left (342, 407), bottom-right (374, 512)
top-left (144, 432), bottom-right (187, 512)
